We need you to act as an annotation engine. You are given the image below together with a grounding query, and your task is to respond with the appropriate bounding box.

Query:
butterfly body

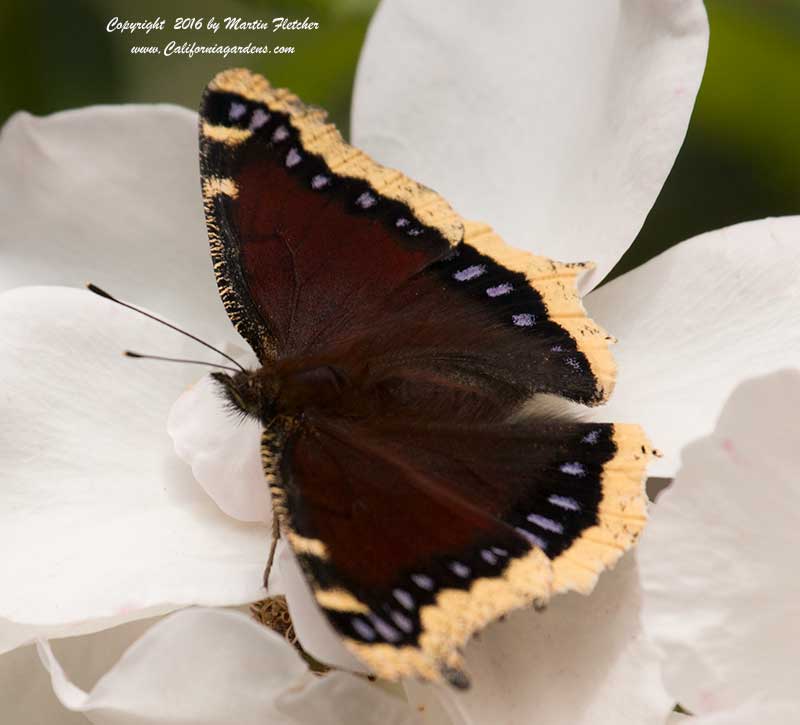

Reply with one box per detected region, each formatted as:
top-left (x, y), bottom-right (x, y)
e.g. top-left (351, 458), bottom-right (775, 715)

top-left (212, 361), bottom-right (354, 421)
top-left (198, 68), bottom-right (653, 688)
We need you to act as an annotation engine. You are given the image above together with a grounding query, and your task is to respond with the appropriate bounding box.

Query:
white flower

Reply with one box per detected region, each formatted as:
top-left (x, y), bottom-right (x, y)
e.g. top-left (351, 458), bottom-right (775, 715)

top-left (639, 370), bottom-right (800, 724)
top-left (2, 608), bottom-right (420, 725)
top-left (1, 0), bottom-right (797, 722)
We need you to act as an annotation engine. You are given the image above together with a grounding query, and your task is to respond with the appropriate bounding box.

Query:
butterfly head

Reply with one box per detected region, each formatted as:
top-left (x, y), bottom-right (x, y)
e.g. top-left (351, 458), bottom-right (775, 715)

top-left (211, 368), bottom-right (278, 421)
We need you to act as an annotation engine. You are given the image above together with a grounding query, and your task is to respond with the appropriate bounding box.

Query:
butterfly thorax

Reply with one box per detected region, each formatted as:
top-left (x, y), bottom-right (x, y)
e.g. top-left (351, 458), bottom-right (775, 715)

top-left (211, 363), bottom-right (350, 423)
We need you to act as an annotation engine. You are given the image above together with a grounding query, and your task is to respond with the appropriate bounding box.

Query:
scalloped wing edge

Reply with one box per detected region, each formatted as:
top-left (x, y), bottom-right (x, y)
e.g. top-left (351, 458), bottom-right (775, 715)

top-left (273, 422), bottom-right (652, 685)
top-left (207, 68), bottom-right (464, 246)
top-left (463, 220), bottom-right (617, 405)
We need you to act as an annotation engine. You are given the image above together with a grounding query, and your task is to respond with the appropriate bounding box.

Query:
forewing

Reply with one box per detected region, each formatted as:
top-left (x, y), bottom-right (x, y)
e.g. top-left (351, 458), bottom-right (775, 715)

top-left (199, 68), bottom-right (459, 361)
top-left (265, 414), bottom-right (652, 685)
top-left (335, 220), bottom-right (617, 414)
top-left (199, 69), bottom-right (615, 407)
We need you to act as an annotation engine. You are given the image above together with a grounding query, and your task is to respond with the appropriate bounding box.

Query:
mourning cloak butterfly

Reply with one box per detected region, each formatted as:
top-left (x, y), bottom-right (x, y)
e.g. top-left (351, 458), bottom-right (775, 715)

top-left (198, 68), bottom-right (653, 688)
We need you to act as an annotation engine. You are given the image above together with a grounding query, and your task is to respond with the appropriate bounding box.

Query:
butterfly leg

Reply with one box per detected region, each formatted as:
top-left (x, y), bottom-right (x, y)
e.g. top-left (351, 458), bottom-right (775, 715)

top-left (263, 515), bottom-right (281, 590)
top-left (260, 421), bottom-right (290, 591)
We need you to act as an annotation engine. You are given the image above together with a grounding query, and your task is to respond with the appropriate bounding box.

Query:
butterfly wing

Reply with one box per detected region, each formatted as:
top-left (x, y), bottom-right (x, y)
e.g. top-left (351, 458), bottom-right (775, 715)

top-left (264, 413), bottom-right (651, 685)
top-left (199, 69), bottom-right (653, 685)
top-left (199, 69), bottom-right (614, 407)
top-left (199, 69), bottom-right (459, 363)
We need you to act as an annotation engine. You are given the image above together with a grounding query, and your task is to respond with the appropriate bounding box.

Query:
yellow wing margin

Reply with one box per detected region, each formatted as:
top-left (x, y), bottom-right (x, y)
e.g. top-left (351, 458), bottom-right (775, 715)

top-left (306, 424), bottom-right (653, 684)
top-left (207, 68), bottom-right (463, 247)
top-left (463, 220), bottom-right (617, 404)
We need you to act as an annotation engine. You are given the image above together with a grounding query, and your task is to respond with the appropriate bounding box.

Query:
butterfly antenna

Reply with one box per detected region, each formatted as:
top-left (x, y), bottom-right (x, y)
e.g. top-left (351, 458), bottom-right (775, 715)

top-left (124, 351), bottom-right (241, 373)
top-left (87, 283), bottom-right (246, 372)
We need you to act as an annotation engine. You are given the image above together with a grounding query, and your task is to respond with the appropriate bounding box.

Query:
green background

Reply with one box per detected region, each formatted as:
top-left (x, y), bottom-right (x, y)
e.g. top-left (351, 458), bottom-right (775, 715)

top-left (1, 0), bottom-right (797, 281)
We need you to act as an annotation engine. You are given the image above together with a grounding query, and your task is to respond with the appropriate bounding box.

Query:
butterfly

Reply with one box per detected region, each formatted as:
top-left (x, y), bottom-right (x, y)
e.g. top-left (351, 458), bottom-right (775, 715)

top-left (198, 68), bottom-right (652, 688)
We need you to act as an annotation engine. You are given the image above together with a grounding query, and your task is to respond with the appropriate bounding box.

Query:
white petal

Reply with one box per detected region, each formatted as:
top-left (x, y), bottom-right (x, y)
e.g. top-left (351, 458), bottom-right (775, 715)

top-left (0, 618), bottom-right (158, 725)
top-left (436, 555), bottom-right (672, 725)
top-left (39, 609), bottom-right (304, 723)
top-left (0, 287), bottom-right (267, 651)
top-left (38, 608), bottom-right (418, 725)
top-left (403, 681), bottom-right (466, 725)
top-left (666, 714), bottom-right (691, 724)
top-left (586, 217), bottom-right (800, 476)
top-left (167, 373), bottom-right (271, 524)
top-left (0, 105), bottom-right (232, 341)
top-left (1, 646), bottom-right (88, 724)
top-left (277, 545), bottom-right (367, 673)
top-left (640, 370), bottom-right (800, 714)
top-left (276, 671), bottom-right (422, 725)
top-left (678, 701), bottom-right (800, 724)
top-left (353, 0), bottom-right (708, 289)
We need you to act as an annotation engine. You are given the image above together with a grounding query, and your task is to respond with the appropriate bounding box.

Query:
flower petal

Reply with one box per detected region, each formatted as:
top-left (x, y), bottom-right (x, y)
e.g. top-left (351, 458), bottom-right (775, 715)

top-left (0, 105), bottom-right (233, 341)
top-left (667, 714), bottom-right (691, 724)
top-left (276, 671), bottom-right (424, 725)
top-left (421, 555), bottom-right (671, 725)
top-left (639, 370), bottom-right (800, 714)
top-left (1, 646), bottom-right (87, 724)
top-left (277, 545), bottom-right (367, 673)
top-left (0, 287), bottom-right (267, 651)
top-left (586, 217), bottom-right (800, 476)
top-left (675, 701), bottom-right (800, 725)
top-left (38, 608), bottom-right (419, 725)
top-left (352, 0), bottom-right (708, 289)
top-left (167, 372), bottom-right (271, 524)
top-left (0, 619), bottom-right (158, 725)
top-left (403, 681), bottom-right (467, 725)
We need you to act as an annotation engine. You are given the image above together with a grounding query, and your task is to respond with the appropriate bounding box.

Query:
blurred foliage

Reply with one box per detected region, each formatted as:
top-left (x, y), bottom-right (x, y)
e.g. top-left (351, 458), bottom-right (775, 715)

top-left (0, 0), bottom-right (797, 275)
top-left (0, 0), bottom-right (377, 134)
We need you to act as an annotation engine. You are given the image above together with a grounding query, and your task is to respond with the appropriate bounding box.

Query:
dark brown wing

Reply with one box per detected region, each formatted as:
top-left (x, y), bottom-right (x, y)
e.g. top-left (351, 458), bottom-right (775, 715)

top-left (199, 69), bottom-right (653, 687)
top-left (265, 414), bottom-right (650, 685)
top-left (198, 69), bottom-right (615, 408)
